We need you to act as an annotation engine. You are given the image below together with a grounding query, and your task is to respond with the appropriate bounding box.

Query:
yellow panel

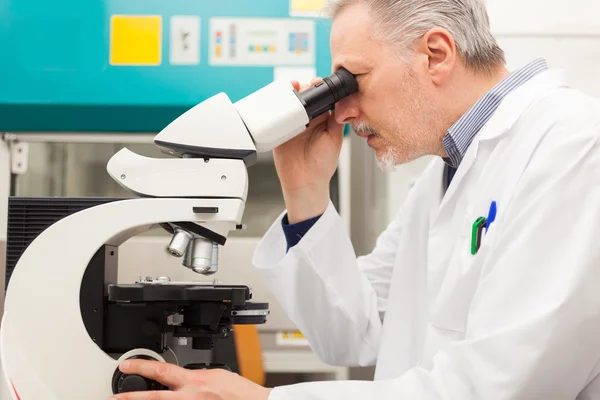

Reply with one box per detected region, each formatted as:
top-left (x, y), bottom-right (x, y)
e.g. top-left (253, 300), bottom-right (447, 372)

top-left (233, 325), bottom-right (265, 386)
top-left (110, 15), bottom-right (162, 66)
top-left (291, 0), bottom-right (326, 13)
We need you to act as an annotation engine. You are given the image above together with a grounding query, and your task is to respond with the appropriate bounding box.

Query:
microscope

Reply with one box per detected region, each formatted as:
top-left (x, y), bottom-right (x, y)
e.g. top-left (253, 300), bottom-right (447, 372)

top-left (0, 69), bottom-right (357, 399)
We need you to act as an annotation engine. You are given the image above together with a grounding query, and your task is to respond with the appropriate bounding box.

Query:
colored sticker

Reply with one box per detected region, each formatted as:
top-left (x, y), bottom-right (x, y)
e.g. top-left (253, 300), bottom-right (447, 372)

top-left (276, 331), bottom-right (309, 346)
top-left (110, 15), bottom-right (162, 66)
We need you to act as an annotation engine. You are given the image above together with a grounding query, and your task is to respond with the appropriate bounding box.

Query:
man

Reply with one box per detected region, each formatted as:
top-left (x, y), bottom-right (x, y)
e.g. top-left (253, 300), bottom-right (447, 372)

top-left (110, 0), bottom-right (600, 399)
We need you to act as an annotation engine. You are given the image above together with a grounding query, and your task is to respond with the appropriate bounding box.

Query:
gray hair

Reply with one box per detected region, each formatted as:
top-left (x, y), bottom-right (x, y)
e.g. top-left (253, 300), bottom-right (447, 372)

top-left (324, 0), bottom-right (505, 75)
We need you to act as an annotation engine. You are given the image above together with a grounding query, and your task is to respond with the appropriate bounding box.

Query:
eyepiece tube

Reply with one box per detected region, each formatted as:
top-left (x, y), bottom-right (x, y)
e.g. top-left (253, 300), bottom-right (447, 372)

top-left (296, 67), bottom-right (358, 120)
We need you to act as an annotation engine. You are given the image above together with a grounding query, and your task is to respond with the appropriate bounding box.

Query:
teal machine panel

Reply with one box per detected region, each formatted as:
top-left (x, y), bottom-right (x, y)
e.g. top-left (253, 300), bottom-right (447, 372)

top-left (0, 0), bottom-right (332, 132)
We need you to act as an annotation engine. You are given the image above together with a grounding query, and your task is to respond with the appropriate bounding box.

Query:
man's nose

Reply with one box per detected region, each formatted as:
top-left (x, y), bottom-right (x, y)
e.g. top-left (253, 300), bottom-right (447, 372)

top-left (334, 98), bottom-right (360, 124)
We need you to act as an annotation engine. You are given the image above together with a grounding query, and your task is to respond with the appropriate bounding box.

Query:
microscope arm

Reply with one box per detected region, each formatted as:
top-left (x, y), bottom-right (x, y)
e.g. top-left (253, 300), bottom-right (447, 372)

top-left (1, 198), bottom-right (244, 400)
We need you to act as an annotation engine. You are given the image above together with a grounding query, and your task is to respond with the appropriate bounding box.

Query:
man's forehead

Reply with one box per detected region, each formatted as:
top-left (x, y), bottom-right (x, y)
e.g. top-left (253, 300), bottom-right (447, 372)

top-left (330, 3), bottom-right (374, 70)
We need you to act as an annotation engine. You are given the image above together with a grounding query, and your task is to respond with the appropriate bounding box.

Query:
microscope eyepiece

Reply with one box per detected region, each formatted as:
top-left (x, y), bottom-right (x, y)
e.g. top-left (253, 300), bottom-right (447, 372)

top-left (326, 67), bottom-right (359, 101)
top-left (296, 67), bottom-right (359, 120)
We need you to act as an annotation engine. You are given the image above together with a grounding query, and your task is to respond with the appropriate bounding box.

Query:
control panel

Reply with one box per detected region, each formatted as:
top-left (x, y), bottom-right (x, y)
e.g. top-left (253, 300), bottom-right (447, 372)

top-left (210, 18), bottom-right (315, 66)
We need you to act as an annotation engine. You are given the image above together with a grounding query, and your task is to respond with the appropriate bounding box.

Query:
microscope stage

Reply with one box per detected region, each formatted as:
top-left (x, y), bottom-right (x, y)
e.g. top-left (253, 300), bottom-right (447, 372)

top-left (106, 282), bottom-right (270, 327)
top-left (108, 283), bottom-right (252, 305)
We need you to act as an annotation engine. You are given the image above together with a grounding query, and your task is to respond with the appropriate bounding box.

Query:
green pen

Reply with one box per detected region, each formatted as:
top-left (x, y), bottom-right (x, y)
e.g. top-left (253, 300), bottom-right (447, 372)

top-left (471, 216), bottom-right (487, 255)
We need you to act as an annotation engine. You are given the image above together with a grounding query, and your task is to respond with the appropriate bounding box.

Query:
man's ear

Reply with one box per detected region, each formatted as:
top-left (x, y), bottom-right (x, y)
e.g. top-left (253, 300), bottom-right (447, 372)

top-left (416, 27), bottom-right (456, 85)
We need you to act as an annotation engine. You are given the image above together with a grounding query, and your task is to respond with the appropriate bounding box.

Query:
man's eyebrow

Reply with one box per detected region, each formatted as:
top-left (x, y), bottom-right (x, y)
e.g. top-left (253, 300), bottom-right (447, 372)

top-left (333, 58), bottom-right (368, 72)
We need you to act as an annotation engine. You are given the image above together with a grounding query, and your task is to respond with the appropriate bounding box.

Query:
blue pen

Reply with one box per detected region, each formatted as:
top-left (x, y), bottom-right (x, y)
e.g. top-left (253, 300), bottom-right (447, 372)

top-left (485, 201), bottom-right (497, 231)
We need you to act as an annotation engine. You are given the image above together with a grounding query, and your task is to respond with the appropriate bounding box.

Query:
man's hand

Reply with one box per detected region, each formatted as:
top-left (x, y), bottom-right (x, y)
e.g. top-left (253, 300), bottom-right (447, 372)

top-left (108, 359), bottom-right (272, 400)
top-left (273, 78), bottom-right (345, 224)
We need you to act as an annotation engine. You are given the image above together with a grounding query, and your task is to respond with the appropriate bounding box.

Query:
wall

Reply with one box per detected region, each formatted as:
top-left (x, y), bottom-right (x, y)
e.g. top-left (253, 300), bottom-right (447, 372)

top-left (0, 140), bottom-right (9, 315)
top-left (0, 0), bottom-right (334, 133)
top-left (488, 0), bottom-right (600, 98)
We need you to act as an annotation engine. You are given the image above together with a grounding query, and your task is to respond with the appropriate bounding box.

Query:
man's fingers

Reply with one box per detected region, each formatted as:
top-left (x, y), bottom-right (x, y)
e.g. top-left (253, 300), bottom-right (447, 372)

top-left (118, 360), bottom-right (190, 390)
top-left (293, 77), bottom-right (322, 92)
top-left (109, 390), bottom-right (181, 400)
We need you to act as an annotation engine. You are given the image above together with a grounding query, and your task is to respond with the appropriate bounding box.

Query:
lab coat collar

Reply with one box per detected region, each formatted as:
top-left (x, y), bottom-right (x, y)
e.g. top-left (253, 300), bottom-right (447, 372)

top-left (476, 68), bottom-right (568, 142)
top-left (434, 68), bottom-right (569, 217)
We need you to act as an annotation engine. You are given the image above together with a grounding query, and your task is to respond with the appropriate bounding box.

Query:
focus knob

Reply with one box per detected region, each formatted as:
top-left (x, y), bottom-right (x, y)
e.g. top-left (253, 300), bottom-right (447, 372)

top-left (115, 373), bottom-right (166, 392)
top-left (112, 356), bottom-right (168, 394)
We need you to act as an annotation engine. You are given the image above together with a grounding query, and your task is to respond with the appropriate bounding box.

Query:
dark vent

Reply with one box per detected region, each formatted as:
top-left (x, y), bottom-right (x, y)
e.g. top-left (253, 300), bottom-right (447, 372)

top-left (6, 197), bottom-right (123, 289)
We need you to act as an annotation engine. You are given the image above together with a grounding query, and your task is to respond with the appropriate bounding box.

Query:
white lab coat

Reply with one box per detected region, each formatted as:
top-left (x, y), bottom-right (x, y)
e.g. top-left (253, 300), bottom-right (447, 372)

top-left (252, 68), bottom-right (600, 399)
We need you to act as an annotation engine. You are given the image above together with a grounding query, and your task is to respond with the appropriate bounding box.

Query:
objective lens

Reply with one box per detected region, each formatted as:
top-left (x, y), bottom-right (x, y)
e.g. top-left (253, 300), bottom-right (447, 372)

top-left (183, 237), bottom-right (217, 275)
top-left (296, 67), bottom-right (359, 120)
top-left (167, 229), bottom-right (193, 258)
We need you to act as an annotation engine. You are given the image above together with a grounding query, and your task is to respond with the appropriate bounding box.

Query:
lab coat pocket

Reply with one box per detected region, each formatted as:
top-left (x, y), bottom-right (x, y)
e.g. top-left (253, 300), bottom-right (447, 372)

top-left (429, 218), bottom-right (489, 333)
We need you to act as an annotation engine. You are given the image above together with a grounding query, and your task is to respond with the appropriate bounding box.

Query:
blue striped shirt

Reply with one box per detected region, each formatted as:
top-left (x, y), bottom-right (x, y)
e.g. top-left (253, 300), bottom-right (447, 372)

top-left (443, 58), bottom-right (549, 176)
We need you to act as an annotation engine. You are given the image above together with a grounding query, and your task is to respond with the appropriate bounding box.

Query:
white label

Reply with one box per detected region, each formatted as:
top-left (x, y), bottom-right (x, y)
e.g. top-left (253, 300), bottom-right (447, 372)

top-left (274, 66), bottom-right (317, 87)
top-left (170, 16), bottom-right (200, 65)
top-left (209, 17), bottom-right (315, 66)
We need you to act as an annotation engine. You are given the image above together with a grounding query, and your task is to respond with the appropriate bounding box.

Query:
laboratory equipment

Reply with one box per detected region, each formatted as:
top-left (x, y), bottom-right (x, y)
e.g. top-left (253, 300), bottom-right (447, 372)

top-left (0, 68), bottom-right (357, 399)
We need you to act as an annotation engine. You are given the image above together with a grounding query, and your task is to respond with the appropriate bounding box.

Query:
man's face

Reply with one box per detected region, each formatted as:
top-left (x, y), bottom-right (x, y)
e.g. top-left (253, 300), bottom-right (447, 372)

top-left (330, 2), bottom-right (445, 170)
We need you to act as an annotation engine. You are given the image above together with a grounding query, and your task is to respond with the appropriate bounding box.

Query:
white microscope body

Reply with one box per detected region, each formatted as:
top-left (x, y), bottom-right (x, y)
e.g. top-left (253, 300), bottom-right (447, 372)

top-left (0, 69), bottom-right (357, 399)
